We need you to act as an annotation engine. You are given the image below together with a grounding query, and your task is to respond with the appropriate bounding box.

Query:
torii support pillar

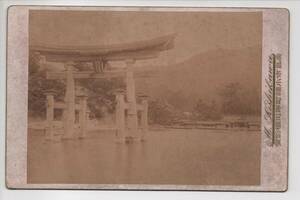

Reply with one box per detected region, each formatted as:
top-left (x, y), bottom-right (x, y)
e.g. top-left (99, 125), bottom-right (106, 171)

top-left (115, 93), bottom-right (126, 142)
top-left (78, 95), bottom-right (88, 138)
top-left (125, 59), bottom-right (139, 138)
top-left (63, 63), bottom-right (76, 139)
top-left (45, 92), bottom-right (55, 141)
top-left (141, 99), bottom-right (148, 141)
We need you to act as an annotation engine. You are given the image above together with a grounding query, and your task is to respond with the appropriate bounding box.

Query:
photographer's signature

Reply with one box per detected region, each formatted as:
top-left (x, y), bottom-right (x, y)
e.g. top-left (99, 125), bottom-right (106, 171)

top-left (264, 54), bottom-right (282, 147)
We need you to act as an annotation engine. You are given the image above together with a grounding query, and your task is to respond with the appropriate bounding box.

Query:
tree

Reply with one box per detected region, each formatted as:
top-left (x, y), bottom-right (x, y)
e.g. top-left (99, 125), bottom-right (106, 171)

top-left (148, 99), bottom-right (177, 125)
top-left (193, 99), bottom-right (222, 121)
top-left (28, 53), bottom-right (65, 118)
top-left (217, 82), bottom-right (260, 116)
top-left (78, 78), bottom-right (125, 119)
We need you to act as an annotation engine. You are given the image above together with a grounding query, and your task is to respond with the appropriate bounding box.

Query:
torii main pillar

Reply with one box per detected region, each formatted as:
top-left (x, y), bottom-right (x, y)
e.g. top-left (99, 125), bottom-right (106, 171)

top-left (125, 59), bottom-right (139, 138)
top-left (63, 62), bottom-right (76, 139)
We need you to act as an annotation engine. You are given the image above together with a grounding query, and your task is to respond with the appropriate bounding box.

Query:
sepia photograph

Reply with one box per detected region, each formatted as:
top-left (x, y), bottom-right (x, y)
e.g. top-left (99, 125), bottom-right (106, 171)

top-left (27, 9), bottom-right (262, 185)
top-left (5, 6), bottom-right (289, 191)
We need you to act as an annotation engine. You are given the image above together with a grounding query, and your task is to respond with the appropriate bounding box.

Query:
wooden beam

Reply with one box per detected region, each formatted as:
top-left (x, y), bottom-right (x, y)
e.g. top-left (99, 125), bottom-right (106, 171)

top-left (30, 34), bottom-right (175, 57)
top-left (47, 71), bottom-right (126, 80)
top-left (43, 51), bottom-right (159, 62)
top-left (30, 34), bottom-right (175, 63)
top-left (54, 102), bottom-right (81, 110)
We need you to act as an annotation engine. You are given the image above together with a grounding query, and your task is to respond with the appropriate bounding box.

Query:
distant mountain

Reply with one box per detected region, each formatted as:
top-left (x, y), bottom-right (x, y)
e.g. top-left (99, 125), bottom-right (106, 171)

top-left (135, 46), bottom-right (262, 111)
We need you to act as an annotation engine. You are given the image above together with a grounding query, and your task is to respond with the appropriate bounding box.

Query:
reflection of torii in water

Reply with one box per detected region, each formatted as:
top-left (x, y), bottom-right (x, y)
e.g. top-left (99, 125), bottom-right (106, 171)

top-left (31, 34), bottom-right (175, 142)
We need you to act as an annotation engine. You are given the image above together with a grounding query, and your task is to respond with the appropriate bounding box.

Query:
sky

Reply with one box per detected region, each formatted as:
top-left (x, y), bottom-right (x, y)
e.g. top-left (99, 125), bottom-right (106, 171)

top-left (29, 10), bottom-right (262, 67)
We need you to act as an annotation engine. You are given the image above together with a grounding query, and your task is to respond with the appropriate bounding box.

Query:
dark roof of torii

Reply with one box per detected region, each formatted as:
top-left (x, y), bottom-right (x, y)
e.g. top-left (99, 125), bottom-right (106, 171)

top-left (30, 34), bottom-right (175, 62)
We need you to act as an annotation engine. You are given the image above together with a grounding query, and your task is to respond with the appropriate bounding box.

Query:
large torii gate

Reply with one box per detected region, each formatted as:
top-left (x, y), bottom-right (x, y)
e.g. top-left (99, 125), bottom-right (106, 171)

top-left (31, 34), bottom-right (175, 142)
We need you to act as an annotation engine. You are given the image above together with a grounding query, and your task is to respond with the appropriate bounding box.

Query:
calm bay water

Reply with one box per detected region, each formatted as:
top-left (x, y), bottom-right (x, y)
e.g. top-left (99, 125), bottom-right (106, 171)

top-left (28, 128), bottom-right (260, 185)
